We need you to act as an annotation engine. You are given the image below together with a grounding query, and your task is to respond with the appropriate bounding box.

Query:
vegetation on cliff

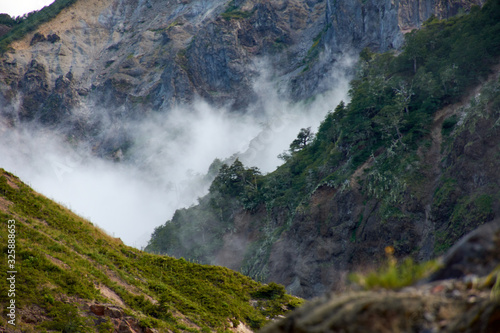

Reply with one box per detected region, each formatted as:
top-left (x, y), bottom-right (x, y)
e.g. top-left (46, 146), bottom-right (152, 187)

top-left (146, 0), bottom-right (500, 290)
top-left (0, 0), bottom-right (78, 53)
top-left (0, 169), bottom-right (301, 332)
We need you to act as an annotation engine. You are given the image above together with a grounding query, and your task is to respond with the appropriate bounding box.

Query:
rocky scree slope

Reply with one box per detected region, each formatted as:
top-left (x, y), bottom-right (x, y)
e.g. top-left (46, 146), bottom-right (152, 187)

top-left (0, 0), bottom-right (483, 155)
top-left (0, 169), bottom-right (301, 332)
top-left (146, 1), bottom-right (500, 299)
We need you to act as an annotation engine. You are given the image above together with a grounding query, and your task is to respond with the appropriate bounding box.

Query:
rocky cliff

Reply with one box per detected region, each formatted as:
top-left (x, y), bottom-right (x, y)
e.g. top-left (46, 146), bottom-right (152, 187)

top-left (0, 0), bottom-right (484, 153)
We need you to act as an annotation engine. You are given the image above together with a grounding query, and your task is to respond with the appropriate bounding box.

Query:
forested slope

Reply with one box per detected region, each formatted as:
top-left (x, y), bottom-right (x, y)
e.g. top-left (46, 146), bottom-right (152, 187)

top-left (147, 0), bottom-right (500, 298)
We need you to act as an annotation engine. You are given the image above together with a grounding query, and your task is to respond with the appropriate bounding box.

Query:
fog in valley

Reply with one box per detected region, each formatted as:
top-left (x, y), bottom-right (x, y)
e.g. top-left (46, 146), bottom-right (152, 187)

top-left (0, 58), bottom-right (353, 248)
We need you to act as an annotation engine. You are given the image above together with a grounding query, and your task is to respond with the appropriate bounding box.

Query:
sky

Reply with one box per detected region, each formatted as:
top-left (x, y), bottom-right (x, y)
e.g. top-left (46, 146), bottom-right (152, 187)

top-left (0, 0), bottom-right (55, 17)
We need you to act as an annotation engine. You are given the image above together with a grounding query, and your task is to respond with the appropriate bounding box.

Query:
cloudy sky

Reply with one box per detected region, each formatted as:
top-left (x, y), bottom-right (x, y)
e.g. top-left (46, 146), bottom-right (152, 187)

top-left (0, 0), bottom-right (55, 17)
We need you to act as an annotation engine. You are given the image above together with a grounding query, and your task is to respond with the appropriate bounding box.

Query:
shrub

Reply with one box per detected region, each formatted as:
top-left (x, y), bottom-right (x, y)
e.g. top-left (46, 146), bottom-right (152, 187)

top-left (250, 282), bottom-right (286, 300)
top-left (349, 249), bottom-right (441, 290)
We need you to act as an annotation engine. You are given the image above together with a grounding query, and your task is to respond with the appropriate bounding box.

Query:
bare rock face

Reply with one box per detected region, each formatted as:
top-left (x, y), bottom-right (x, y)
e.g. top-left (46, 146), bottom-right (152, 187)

top-left (89, 303), bottom-right (158, 333)
top-left (0, 0), bottom-right (484, 143)
top-left (261, 220), bottom-right (500, 333)
top-left (17, 60), bottom-right (50, 122)
top-left (398, 0), bottom-right (486, 32)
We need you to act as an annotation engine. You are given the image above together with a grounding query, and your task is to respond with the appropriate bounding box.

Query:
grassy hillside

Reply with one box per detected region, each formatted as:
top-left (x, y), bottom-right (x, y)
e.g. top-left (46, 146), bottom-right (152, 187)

top-left (146, 0), bottom-right (500, 291)
top-left (0, 169), bottom-right (301, 332)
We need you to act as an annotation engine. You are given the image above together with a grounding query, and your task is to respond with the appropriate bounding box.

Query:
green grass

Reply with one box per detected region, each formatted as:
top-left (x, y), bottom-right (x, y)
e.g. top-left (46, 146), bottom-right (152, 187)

top-left (349, 252), bottom-right (441, 290)
top-left (0, 169), bottom-right (301, 332)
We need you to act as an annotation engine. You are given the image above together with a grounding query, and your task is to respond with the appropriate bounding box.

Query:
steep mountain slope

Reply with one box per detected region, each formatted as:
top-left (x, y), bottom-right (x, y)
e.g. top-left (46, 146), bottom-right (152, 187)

top-left (0, 168), bottom-right (301, 332)
top-left (0, 0), bottom-right (483, 154)
top-left (147, 0), bottom-right (500, 298)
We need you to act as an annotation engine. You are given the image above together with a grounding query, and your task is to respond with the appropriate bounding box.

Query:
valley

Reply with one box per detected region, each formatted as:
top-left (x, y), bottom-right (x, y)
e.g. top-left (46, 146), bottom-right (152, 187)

top-left (1, 0), bottom-right (499, 331)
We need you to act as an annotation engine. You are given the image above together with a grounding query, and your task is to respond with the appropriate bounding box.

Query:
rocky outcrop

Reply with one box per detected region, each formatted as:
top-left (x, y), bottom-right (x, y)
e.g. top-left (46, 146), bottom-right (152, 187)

top-left (261, 220), bottom-right (500, 333)
top-left (261, 280), bottom-right (500, 332)
top-left (89, 304), bottom-right (158, 333)
top-left (0, 0), bottom-right (484, 148)
top-left (426, 219), bottom-right (500, 282)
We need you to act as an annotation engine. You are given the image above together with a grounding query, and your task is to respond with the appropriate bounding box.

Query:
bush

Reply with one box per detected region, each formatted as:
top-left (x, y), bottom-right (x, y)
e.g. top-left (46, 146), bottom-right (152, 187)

top-left (442, 115), bottom-right (458, 136)
top-left (349, 249), bottom-right (441, 290)
top-left (250, 282), bottom-right (286, 300)
top-left (41, 303), bottom-right (92, 333)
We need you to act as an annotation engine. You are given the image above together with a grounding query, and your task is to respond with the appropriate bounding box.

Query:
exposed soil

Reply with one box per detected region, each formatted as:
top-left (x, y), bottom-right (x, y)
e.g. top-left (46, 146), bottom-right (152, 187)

top-left (349, 156), bottom-right (375, 191)
top-left (96, 283), bottom-right (126, 307)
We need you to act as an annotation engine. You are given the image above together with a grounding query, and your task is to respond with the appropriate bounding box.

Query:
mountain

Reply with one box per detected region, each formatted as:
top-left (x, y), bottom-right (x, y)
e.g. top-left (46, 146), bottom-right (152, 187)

top-left (0, 0), bottom-right (484, 155)
top-left (0, 0), bottom-right (496, 303)
top-left (0, 168), bottom-right (301, 332)
top-left (146, 0), bottom-right (500, 299)
top-left (0, 0), bottom-right (499, 331)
